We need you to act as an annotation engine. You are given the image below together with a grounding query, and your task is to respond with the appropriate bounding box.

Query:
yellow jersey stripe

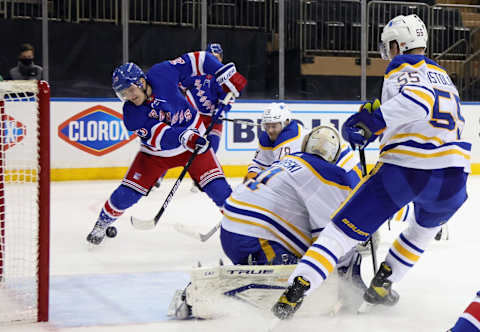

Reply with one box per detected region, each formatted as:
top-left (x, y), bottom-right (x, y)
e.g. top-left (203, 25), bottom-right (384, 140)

top-left (286, 155), bottom-right (352, 191)
top-left (259, 239), bottom-right (276, 262)
top-left (393, 239), bottom-right (420, 262)
top-left (426, 63), bottom-right (449, 75)
top-left (305, 250), bottom-right (334, 273)
top-left (331, 162), bottom-right (384, 219)
top-left (380, 133), bottom-right (445, 150)
top-left (353, 165), bottom-right (362, 179)
top-left (380, 147), bottom-right (471, 160)
top-left (394, 206), bottom-right (405, 221)
top-left (339, 153), bottom-right (354, 168)
top-left (223, 212), bottom-right (302, 257)
top-left (404, 88), bottom-right (434, 110)
top-left (228, 197), bottom-right (311, 244)
top-left (385, 60), bottom-right (425, 79)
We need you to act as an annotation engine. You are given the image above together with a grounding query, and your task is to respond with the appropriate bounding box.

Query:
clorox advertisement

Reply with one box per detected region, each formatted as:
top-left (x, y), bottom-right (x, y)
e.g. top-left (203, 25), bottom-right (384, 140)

top-left (58, 105), bottom-right (136, 156)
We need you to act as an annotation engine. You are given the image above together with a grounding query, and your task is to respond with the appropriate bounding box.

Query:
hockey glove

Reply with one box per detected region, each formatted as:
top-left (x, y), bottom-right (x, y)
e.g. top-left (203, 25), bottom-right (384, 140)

top-left (180, 129), bottom-right (209, 154)
top-left (341, 99), bottom-right (386, 149)
top-left (215, 63), bottom-right (247, 98)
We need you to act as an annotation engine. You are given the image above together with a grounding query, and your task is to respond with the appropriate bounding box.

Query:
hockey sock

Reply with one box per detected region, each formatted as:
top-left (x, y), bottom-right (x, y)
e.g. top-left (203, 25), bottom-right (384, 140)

top-left (203, 178), bottom-right (232, 207)
top-left (207, 133), bottom-right (220, 154)
top-left (385, 220), bottom-right (441, 283)
top-left (451, 291), bottom-right (480, 332)
top-left (291, 223), bottom-right (358, 295)
top-left (98, 185), bottom-right (143, 223)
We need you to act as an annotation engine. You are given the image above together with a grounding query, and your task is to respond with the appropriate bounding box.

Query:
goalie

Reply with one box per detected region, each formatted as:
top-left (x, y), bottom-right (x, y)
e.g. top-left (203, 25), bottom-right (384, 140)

top-left (170, 126), bottom-right (367, 319)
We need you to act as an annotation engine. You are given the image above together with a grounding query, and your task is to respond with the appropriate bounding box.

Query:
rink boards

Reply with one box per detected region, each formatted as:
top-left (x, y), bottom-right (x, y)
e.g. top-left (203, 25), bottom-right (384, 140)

top-left (40, 99), bottom-right (480, 180)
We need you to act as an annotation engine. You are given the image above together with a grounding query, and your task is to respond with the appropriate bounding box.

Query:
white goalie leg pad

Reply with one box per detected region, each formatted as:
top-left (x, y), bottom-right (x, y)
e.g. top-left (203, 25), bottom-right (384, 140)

top-left (186, 264), bottom-right (339, 319)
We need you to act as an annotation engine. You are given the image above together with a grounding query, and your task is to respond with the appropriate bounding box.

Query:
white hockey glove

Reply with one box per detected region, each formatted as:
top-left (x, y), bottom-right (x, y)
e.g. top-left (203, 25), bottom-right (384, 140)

top-left (215, 63), bottom-right (247, 98)
top-left (180, 129), bottom-right (209, 154)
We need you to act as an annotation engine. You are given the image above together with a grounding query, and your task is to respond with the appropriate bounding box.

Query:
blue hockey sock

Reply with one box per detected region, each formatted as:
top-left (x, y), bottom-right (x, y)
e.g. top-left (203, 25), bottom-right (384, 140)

top-left (98, 185), bottom-right (143, 223)
top-left (203, 178), bottom-right (232, 207)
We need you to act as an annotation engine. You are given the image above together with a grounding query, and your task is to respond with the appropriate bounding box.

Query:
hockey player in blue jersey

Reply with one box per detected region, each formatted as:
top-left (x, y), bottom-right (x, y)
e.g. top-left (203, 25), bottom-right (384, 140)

top-left (272, 14), bottom-right (470, 320)
top-left (86, 52), bottom-right (247, 245)
top-left (154, 43), bottom-right (228, 192)
top-left (449, 291), bottom-right (480, 332)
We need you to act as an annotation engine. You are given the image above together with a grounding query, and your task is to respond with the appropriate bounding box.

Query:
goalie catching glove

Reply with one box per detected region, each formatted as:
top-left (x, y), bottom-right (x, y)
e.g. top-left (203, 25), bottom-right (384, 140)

top-left (180, 129), bottom-right (209, 154)
top-left (215, 63), bottom-right (247, 98)
top-left (341, 99), bottom-right (386, 149)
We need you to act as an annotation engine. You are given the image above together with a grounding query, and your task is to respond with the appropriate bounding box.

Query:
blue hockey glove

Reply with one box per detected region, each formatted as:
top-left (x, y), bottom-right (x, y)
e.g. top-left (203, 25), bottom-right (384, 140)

top-left (341, 99), bottom-right (386, 149)
top-left (180, 129), bottom-right (209, 154)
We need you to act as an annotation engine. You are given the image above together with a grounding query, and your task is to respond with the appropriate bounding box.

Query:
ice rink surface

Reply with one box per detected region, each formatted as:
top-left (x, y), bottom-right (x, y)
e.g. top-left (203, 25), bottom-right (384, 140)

top-left (4, 176), bottom-right (480, 332)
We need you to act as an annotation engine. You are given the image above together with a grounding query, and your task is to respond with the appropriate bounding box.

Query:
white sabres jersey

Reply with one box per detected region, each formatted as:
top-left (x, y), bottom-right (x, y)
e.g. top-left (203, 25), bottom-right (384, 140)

top-left (248, 120), bottom-right (362, 178)
top-left (222, 152), bottom-right (359, 258)
top-left (248, 120), bottom-right (306, 174)
top-left (379, 54), bottom-right (471, 172)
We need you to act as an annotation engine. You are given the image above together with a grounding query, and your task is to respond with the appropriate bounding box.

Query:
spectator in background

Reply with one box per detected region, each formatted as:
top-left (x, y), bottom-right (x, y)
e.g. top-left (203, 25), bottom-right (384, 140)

top-left (9, 43), bottom-right (43, 80)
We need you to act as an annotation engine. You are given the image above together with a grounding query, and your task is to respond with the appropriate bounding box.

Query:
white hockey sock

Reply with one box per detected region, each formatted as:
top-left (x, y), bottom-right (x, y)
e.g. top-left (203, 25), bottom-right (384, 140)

top-left (386, 221), bottom-right (441, 283)
top-left (290, 223), bottom-right (359, 295)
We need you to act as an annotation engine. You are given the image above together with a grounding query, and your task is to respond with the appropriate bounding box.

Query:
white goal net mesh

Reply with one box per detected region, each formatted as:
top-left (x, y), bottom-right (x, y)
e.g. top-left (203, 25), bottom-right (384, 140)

top-left (0, 80), bottom-right (44, 323)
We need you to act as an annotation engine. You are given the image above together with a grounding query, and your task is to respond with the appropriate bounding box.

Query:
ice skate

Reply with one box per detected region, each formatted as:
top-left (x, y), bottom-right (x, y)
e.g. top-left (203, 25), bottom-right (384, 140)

top-left (167, 284), bottom-right (192, 320)
top-left (86, 220), bottom-right (112, 245)
top-left (272, 276), bottom-right (310, 320)
top-left (358, 261), bottom-right (399, 313)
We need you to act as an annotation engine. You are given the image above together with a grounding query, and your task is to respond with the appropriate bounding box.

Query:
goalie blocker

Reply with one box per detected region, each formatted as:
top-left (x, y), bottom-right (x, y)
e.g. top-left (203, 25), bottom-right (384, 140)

top-left (168, 264), bottom-right (340, 320)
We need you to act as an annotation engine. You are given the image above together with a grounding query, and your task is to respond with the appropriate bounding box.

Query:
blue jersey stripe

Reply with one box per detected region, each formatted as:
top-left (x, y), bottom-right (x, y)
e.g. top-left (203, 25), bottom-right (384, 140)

top-left (224, 202), bottom-right (310, 252)
top-left (299, 259), bottom-right (327, 280)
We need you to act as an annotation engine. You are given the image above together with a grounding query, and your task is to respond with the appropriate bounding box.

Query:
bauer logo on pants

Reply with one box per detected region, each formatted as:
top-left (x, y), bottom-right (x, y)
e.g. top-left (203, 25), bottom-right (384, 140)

top-left (58, 105), bottom-right (136, 156)
top-left (3, 115), bottom-right (26, 151)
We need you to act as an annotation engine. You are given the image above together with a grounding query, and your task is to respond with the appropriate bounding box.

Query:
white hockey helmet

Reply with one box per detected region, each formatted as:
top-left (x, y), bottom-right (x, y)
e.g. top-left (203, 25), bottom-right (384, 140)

top-left (302, 125), bottom-right (341, 163)
top-left (261, 103), bottom-right (292, 131)
top-left (380, 14), bottom-right (428, 60)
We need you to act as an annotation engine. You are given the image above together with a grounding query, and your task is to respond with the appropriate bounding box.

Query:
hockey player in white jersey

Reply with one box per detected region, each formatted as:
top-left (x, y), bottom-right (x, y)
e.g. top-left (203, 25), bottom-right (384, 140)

top-left (223, 125), bottom-right (362, 266)
top-left (272, 14), bottom-right (470, 320)
top-left (245, 102), bottom-right (361, 184)
top-left (169, 126), bottom-right (366, 319)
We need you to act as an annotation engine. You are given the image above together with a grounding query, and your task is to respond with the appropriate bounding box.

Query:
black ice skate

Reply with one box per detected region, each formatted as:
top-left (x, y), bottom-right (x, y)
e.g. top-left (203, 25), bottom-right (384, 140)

top-left (272, 276), bottom-right (310, 320)
top-left (358, 261), bottom-right (399, 313)
top-left (86, 220), bottom-right (111, 245)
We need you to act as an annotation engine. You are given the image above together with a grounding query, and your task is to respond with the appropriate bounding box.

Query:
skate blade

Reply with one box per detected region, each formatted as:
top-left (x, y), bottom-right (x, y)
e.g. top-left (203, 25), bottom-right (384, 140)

top-left (357, 300), bottom-right (376, 314)
top-left (167, 289), bottom-right (183, 317)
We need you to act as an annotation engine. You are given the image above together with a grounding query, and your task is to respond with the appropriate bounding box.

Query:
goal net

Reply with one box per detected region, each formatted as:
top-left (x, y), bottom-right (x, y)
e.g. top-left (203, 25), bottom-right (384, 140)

top-left (0, 80), bottom-right (50, 323)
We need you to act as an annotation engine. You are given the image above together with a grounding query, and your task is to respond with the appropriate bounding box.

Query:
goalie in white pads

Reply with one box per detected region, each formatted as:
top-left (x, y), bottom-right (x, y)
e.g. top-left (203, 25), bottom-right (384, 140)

top-left (169, 126), bottom-right (366, 319)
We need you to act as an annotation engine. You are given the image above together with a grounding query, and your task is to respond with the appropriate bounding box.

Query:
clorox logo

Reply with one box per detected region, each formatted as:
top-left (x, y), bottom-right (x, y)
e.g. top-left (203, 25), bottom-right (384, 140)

top-left (58, 105), bottom-right (137, 156)
top-left (3, 115), bottom-right (26, 151)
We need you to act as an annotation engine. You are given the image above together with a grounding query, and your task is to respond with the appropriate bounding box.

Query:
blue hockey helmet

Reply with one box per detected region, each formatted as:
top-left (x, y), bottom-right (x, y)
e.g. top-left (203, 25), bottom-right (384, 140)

top-left (206, 43), bottom-right (223, 56)
top-left (112, 62), bottom-right (146, 101)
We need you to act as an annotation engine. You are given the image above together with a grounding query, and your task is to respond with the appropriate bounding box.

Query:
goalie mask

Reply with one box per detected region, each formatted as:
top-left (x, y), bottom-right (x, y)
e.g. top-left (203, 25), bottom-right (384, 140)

top-left (380, 14), bottom-right (428, 60)
top-left (261, 103), bottom-right (292, 141)
top-left (302, 125), bottom-right (341, 163)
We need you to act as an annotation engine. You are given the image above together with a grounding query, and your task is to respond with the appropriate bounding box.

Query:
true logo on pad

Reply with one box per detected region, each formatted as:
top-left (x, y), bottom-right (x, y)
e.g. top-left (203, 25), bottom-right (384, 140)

top-left (58, 105), bottom-right (136, 156)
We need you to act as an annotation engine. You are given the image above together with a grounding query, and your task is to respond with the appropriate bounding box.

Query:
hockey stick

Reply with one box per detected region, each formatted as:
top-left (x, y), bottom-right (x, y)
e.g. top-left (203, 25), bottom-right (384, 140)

top-left (173, 222), bottom-right (221, 242)
top-left (358, 147), bottom-right (378, 274)
top-left (131, 93), bottom-right (234, 230)
top-left (219, 117), bottom-right (261, 127)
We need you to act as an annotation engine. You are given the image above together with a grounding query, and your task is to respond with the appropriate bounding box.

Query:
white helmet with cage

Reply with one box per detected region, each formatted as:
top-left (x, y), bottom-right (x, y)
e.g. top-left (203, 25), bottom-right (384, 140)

top-left (301, 125), bottom-right (341, 163)
top-left (261, 103), bottom-right (292, 130)
top-left (380, 14), bottom-right (428, 60)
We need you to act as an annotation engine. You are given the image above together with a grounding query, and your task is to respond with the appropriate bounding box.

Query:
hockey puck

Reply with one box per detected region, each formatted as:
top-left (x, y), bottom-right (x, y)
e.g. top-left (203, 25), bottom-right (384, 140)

top-left (106, 226), bottom-right (117, 238)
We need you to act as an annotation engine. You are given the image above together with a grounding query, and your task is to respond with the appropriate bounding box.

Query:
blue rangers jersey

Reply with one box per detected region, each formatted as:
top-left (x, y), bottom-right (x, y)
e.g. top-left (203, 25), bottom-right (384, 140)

top-left (379, 54), bottom-right (471, 172)
top-left (122, 51), bottom-right (225, 157)
top-left (181, 74), bottom-right (227, 116)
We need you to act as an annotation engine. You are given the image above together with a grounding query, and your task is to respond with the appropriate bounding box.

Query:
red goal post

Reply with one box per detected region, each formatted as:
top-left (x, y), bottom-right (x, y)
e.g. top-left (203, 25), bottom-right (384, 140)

top-left (0, 80), bottom-right (50, 323)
